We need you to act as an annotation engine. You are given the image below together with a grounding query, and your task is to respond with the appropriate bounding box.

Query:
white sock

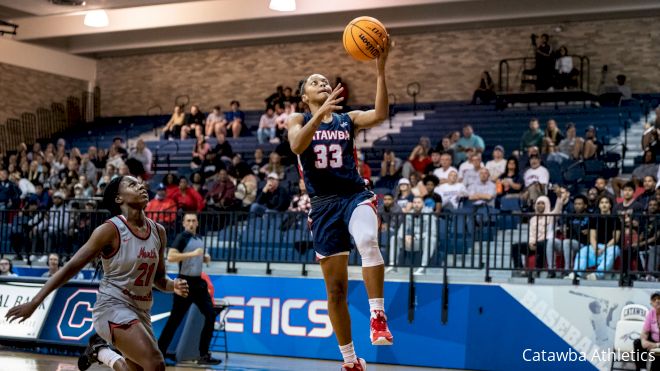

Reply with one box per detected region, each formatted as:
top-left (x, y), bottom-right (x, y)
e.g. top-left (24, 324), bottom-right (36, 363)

top-left (339, 342), bottom-right (357, 364)
top-left (369, 298), bottom-right (384, 313)
top-left (97, 347), bottom-right (123, 368)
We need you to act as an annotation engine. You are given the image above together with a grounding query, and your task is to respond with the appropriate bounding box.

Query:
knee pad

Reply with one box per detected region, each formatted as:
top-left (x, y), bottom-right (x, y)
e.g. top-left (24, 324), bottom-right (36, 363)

top-left (355, 231), bottom-right (384, 267)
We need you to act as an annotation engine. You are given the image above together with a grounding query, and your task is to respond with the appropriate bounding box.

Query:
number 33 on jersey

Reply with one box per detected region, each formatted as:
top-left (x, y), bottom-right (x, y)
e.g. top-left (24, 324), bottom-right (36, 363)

top-left (298, 112), bottom-right (367, 198)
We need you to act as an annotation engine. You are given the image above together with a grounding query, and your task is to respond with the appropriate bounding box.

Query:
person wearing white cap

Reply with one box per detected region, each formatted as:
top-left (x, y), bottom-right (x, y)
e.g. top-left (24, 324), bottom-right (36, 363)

top-left (249, 172), bottom-right (290, 215)
top-left (394, 178), bottom-right (414, 211)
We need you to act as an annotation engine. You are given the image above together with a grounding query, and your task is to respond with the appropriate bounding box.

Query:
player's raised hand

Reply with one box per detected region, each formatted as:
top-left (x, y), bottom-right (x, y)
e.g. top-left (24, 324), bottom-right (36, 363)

top-left (5, 300), bottom-right (39, 324)
top-left (377, 35), bottom-right (391, 70)
top-left (174, 278), bottom-right (189, 298)
top-left (317, 83), bottom-right (344, 118)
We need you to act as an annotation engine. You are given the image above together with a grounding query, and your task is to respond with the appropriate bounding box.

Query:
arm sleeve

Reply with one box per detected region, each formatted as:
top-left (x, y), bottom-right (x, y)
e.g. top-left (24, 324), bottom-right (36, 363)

top-left (171, 233), bottom-right (187, 252)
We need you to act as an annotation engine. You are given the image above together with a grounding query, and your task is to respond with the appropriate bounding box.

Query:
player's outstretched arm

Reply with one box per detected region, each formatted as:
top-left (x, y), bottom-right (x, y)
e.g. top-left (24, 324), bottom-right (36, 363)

top-left (351, 37), bottom-right (390, 130)
top-left (153, 223), bottom-right (189, 297)
top-left (5, 223), bottom-right (114, 323)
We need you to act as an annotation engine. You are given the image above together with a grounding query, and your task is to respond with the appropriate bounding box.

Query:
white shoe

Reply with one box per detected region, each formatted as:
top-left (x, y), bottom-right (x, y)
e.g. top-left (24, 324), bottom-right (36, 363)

top-left (384, 266), bottom-right (397, 274)
top-left (585, 273), bottom-right (598, 281)
top-left (564, 272), bottom-right (576, 280)
top-left (413, 268), bottom-right (426, 276)
top-left (38, 255), bottom-right (48, 264)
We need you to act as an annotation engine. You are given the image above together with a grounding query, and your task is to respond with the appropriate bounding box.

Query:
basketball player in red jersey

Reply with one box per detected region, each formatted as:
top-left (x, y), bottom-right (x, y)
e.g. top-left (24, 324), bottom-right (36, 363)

top-left (6, 176), bottom-right (189, 371)
top-left (287, 39), bottom-right (392, 370)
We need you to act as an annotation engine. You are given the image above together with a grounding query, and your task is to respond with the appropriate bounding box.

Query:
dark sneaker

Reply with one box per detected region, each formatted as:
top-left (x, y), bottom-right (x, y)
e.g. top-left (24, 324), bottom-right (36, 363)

top-left (78, 333), bottom-right (110, 370)
top-left (197, 353), bottom-right (222, 365)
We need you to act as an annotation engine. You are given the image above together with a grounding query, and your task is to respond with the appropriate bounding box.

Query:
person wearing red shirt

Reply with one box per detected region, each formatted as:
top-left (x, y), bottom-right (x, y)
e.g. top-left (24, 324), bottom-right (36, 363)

top-left (171, 177), bottom-right (205, 212)
top-left (145, 184), bottom-right (178, 225)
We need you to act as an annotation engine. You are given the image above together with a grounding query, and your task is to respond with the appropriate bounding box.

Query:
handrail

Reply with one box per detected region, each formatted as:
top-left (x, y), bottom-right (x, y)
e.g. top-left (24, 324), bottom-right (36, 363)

top-left (406, 82), bottom-right (421, 116)
top-left (497, 54), bottom-right (591, 94)
top-left (175, 95), bottom-right (190, 107)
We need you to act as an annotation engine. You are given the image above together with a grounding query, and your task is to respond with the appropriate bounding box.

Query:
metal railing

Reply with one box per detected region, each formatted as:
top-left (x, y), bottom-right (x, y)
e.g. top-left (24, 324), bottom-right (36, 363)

top-left (1, 208), bottom-right (657, 286)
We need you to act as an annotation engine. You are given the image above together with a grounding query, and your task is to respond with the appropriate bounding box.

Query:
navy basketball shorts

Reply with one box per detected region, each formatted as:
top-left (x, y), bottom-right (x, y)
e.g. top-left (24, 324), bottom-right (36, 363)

top-left (308, 190), bottom-right (377, 259)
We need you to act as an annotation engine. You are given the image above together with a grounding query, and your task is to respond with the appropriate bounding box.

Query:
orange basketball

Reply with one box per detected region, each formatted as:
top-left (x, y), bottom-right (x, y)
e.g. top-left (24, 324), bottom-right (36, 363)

top-left (342, 16), bottom-right (388, 61)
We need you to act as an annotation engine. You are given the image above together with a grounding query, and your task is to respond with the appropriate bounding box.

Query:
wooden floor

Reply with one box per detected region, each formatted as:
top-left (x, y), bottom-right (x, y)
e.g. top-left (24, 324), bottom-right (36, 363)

top-left (0, 350), bottom-right (450, 370)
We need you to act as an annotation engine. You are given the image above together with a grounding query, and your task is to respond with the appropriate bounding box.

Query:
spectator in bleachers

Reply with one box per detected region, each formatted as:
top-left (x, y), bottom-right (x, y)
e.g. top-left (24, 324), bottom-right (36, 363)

top-left (257, 107), bottom-right (277, 144)
top-left (356, 152), bottom-right (372, 182)
top-left (523, 154), bottom-right (549, 206)
top-left (41, 253), bottom-right (83, 279)
top-left (637, 200), bottom-right (659, 281)
top-left (284, 86), bottom-right (298, 106)
top-left (79, 154), bottom-right (97, 186)
top-left (10, 199), bottom-right (42, 261)
top-left (633, 151), bottom-right (659, 185)
top-left (234, 163), bottom-right (258, 211)
top-left (205, 105), bottom-right (227, 139)
top-left (106, 146), bottom-right (125, 171)
top-left (212, 132), bottom-right (234, 163)
top-left (471, 71), bottom-right (495, 105)
top-left (582, 125), bottom-right (601, 160)
top-left (394, 178), bottom-right (414, 211)
top-left (403, 137), bottom-right (432, 178)
top-left (639, 176), bottom-right (658, 208)
top-left (86, 146), bottom-right (104, 169)
top-left (250, 172), bottom-right (290, 215)
top-left (435, 169), bottom-right (466, 210)
top-left (225, 100), bottom-right (246, 138)
top-left (39, 191), bottom-right (72, 258)
top-left (265, 85), bottom-right (285, 108)
top-left (27, 160), bottom-right (44, 185)
top-left (642, 108), bottom-right (660, 156)
top-left (424, 150), bottom-right (442, 175)
top-left (569, 196), bottom-right (622, 281)
top-left (594, 177), bottom-right (615, 201)
top-left (554, 46), bottom-right (575, 89)
top-left (190, 173), bottom-right (206, 197)
top-left (511, 195), bottom-right (557, 273)
top-left (0, 258), bottom-right (17, 277)
top-left (542, 119), bottom-right (564, 154)
top-left (46, 166), bottom-right (61, 191)
top-left (191, 136), bottom-right (210, 170)
top-left (249, 148), bottom-right (266, 177)
top-left (182, 105), bottom-right (206, 139)
top-left (10, 171), bottom-right (35, 200)
top-left (422, 175), bottom-right (442, 214)
top-left (454, 125), bottom-right (484, 165)
top-left (433, 152), bottom-right (457, 185)
top-left (467, 168), bottom-right (496, 207)
top-left (461, 153), bottom-right (484, 189)
top-left (520, 119), bottom-right (544, 152)
top-left (534, 33), bottom-right (553, 91)
top-left (172, 177), bottom-right (205, 213)
top-left (163, 105), bottom-right (186, 140)
top-left (378, 150), bottom-right (402, 188)
top-left (379, 193), bottom-right (402, 234)
top-left (112, 137), bottom-right (128, 159)
top-left (0, 169), bottom-right (21, 210)
top-left (146, 184), bottom-right (177, 225)
top-left (542, 189), bottom-right (572, 275)
top-left (616, 74), bottom-right (632, 100)
top-left (545, 142), bottom-right (569, 165)
top-left (559, 194), bottom-right (591, 269)
top-left (33, 182), bottom-right (51, 209)
top-left (129, 139), bottom-right (152, 175)
top-left (205, 168), bottom-right (236, 211)
top-left (288, 179), bottom-right (311, 213)
top-left (162, 173), bottom-right (179, 197)
top-left (615, 181), bottom-right (644, 216)
top-left (408, 172), bottom-right (425, 197)
top-left (28, 142), bottom-right (42, 162)
top-left (393, 196), bottom-right (438, 275)
top-left (434, 135), bottom-right (454, 157)
top-left (260, 151), bottom-right (284, 180)
top-left (497, 157), bottom-right (523, 198)
top-left (274, 103), bottom-right (289, 142)
top-left (485, 145), bottom-right (506, 181)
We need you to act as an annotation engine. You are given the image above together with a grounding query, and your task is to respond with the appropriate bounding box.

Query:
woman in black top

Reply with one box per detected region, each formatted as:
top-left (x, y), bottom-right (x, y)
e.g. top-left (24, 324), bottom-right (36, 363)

top-left (567, 196), bottom-right (622, 280)
top-left (471, 71), bottom-right (496, 105)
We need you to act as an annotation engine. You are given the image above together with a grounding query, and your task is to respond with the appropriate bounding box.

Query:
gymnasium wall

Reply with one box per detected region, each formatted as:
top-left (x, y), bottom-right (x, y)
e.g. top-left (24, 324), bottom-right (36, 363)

top-left (96, 16), bottom-right (660, 117)
top-left (0, 62), bottom-right (88, 127)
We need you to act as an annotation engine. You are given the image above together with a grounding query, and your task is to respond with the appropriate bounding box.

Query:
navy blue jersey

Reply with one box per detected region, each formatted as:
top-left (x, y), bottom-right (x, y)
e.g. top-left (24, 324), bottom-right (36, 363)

top-left (298, 112), bottom-right (366, 197)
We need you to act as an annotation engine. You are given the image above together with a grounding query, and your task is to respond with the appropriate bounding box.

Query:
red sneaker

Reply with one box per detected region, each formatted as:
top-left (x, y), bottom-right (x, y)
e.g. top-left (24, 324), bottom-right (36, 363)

top-left (370, 310), bottom-right (393, 345)
top-left (342, 358), bottom-right (367, 370)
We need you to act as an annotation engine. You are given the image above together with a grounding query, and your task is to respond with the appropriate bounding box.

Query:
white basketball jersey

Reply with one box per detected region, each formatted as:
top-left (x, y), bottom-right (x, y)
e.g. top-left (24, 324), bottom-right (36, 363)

top-left (97, 215), bottom-right (161, 311)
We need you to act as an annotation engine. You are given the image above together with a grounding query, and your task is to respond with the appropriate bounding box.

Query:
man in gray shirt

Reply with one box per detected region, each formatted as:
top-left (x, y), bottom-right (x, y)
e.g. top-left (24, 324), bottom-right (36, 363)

top-left (157, 213), bottom-right (220, 366)
top-left (467, 168), bottom-right (497, 207)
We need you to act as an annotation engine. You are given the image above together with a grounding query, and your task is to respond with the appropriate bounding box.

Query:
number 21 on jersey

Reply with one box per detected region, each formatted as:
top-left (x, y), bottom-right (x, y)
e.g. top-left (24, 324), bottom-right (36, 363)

top-left (314, 144), bottom-right (343, 169)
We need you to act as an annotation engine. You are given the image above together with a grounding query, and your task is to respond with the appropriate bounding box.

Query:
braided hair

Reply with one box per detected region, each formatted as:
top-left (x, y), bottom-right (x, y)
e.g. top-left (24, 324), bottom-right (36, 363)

top-left (102, 176), bottom-right (124, 216)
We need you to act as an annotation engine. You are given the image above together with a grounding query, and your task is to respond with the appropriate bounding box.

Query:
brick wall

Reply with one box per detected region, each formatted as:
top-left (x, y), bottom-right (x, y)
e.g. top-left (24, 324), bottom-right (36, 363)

top-left (0, 63), bottom-right (87, 126)
top-left (97, 16), bottom-right (660, 116)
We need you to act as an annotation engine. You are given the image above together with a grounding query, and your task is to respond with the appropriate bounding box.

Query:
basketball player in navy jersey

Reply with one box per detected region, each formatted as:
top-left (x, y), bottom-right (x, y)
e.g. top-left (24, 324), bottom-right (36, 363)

top-left (6, 176), bottom-right (189, 371)
top-left (287, 41), bottom-right (392, 371)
